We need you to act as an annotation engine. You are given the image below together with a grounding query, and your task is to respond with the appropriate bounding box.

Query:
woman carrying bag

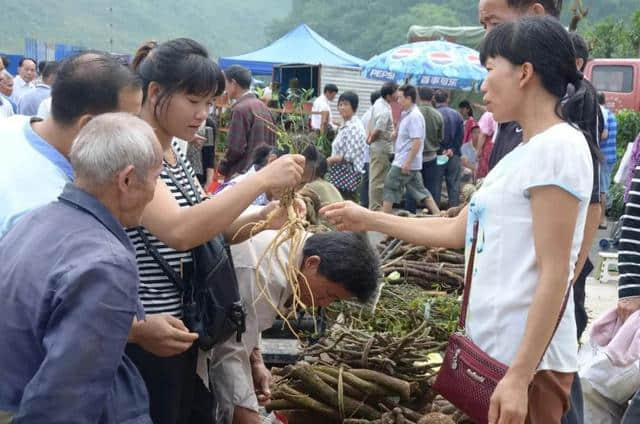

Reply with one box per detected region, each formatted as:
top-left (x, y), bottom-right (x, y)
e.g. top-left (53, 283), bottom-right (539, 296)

top-left (125, 38), bottom-right (305, 424)
top-left (322, 17), bottom-right (597, 424)
top-left (326, 91), bottom-right (367, 200)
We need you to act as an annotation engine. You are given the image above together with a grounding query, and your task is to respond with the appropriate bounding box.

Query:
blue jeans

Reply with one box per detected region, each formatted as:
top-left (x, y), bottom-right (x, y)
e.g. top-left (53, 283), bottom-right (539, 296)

top-left (622, 389), bottom-right (640, 423)
top-left (360, 163), bottom-right (369, 208)
top-left (434, 154), bottom-right (461, 207)
top-left (405, 158), bottom-right (439, 213)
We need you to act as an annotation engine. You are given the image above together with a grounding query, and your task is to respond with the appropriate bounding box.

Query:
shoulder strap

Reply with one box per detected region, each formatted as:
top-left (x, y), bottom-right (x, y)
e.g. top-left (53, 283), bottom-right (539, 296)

top-left (136, 227), bottom-right (185, 292)
top-left (459, 221), bottom-right (572, 367)
top-left (165, 146), bottom-right (203, 206)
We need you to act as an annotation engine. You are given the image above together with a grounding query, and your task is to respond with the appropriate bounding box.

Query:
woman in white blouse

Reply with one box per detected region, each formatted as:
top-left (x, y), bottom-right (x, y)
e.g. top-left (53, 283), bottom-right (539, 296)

top-left (322, 17), bottom-right (599, 424)
top-left (327, 90), bottom-right (367, 199)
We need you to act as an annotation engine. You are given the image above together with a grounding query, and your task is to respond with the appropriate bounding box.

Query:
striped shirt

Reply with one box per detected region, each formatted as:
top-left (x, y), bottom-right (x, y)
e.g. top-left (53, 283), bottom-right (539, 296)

top-left (127, 140), bottom-right (198, 316)
top-left (618, 165), bottom-right (640, 300)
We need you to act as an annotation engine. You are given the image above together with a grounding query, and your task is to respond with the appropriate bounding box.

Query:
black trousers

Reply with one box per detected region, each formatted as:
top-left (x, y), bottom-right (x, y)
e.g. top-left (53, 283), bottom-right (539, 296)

top-left (126, 344), bottom-right (214, 424)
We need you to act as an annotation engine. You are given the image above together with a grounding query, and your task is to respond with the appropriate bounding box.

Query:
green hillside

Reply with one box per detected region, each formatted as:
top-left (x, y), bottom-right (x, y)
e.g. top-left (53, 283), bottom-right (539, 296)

top-left (0, 0), bottom-right (292, 57)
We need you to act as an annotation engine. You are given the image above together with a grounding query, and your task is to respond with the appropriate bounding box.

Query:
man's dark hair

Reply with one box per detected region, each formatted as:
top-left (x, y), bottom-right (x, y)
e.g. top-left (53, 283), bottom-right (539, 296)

top-left (51, 51), bottom-right (142, 125)
top-left (224, 64), bottom-right (252, 90)
top-left (1, 55), bottom-right (9, 69)
top-left (338, 91), bottom-right (359, 112)
top-left (303, 232), bottom-right (380, 302)
top-left (38, 61), bottom-right (47, 75)
top-left (398, 85), bottom-right (417, 103)
top-left (370, 90), bottom-right (381, 105)
top-left (507, 0), bottom-right (563, 18)
top-left (569, 32), bottom-right (589, 71)
top-left (323, 83), bottom-right (338, 94)
top-left (42, 61), bottom-right (60, 80)
top-left (380, 82), bottom-right (398, 99)
top-left (597, 91), bottom-right (606, 105)
top-left (434, 89), bottom-right (449, 104)
top-left (19, 57), bottom-right (36, 68)
top-left (418, 87), bottom-right (434, 102)
top-left (314, 153), bottom-right (328, 179)
top-left (458, 100), bottom-right (474, 117)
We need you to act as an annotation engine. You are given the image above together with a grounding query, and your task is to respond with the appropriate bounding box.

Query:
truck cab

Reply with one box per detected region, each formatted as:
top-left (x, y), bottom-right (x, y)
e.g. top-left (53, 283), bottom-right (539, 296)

top-left (585, 59), bottom-right (640, 113)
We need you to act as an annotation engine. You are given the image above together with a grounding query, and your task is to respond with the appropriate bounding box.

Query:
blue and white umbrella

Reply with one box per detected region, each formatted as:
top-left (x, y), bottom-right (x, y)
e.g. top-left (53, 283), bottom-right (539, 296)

top-left (361, 41), bottom-right (487, 91)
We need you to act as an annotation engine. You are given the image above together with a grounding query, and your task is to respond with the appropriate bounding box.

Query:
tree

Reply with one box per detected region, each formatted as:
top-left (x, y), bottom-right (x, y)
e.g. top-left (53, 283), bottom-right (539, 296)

top-left (584, 18), bottom-right (635, 58)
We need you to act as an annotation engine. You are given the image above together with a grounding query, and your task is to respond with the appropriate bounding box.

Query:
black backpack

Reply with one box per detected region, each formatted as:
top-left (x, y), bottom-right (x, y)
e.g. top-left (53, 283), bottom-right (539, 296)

top-left (137, 152), bottom-right (245, 351)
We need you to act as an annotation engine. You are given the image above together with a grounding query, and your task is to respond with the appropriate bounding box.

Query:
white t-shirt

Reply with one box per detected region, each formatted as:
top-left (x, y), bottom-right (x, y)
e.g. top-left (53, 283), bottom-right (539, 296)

top-left (311, 94), bottom-right (333, 130)
top-left (37, 96), bottom-right (51, 119)
top-left (466, 122), bottom-right (592, 372)
top-left (360, 108), bottom-right (373, 163)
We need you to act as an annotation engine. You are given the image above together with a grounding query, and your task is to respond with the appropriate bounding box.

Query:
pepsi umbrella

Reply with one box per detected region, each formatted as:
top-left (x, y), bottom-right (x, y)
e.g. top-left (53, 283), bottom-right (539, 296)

top-left (361, 40), bottom-right (487, 91)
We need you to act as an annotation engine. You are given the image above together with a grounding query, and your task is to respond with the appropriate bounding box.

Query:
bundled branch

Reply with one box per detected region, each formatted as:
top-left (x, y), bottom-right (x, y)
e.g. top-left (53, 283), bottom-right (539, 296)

top-left (267, 364), bottom-right (426, 423)
top-left (377, 238), bottom-right (465, 293)
top-left (302, 322), bottom-right (445, 394)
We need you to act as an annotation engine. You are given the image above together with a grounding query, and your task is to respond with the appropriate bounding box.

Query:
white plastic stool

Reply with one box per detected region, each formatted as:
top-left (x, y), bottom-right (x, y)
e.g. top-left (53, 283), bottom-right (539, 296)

top-left (597, 251), bottom-right (619, 284)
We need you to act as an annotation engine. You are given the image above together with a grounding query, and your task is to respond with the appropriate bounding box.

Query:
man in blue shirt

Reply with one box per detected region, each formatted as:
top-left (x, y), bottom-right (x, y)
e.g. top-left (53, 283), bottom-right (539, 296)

top-left (0, 51), bottom-right (143, 238)
top-left (17, 61), bottom-right (59, 116)
top-left (434, 89), bottom-right (464, 207)
top-left (0, 112), bottom-right (163, 423)
top-left (598, 92), bottom-right (618, 228)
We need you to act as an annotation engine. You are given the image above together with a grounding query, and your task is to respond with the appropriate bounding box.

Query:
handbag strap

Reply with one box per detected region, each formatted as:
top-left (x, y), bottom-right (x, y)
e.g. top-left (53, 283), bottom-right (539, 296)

top-left (459, 220), bottom-right (573, 367)
top-left (136, 227), bottom-right (185, 292)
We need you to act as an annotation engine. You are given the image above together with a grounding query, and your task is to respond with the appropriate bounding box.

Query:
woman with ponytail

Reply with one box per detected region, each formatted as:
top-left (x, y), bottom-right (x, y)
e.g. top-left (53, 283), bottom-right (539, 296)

top-left (321, 16), bottom-right (593, 423)
top-left (125, 39), bottom-right (305, 424)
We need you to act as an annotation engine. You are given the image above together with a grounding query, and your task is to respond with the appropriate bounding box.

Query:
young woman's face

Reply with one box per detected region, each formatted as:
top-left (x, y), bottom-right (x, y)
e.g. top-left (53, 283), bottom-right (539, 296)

top-left (481, 56), bottom-right (522, 123)
top-left (161, 91), bottom-right (213, 141)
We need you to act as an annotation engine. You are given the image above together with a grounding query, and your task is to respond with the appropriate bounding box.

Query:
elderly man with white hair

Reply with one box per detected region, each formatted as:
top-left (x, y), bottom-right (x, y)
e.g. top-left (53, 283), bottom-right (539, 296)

top-left (0, 71), bottom-right (15, 119)
top-left (0, 113), bottom-right (161, 424)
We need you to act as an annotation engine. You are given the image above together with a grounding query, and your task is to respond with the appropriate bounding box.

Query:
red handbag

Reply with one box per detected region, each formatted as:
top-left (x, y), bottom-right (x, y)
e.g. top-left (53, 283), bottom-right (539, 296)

top-left (433, 222), bottom-right (572, 424)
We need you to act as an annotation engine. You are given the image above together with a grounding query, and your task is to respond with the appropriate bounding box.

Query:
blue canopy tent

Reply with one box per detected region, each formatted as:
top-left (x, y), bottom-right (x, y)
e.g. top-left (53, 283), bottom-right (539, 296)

top-left (219, 24), bottom-right (365, 76)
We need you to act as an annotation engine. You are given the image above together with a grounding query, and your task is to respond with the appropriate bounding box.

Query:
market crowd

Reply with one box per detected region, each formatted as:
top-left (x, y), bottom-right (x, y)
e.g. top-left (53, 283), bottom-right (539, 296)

top-left (0, 0), bottom-right (639, 424)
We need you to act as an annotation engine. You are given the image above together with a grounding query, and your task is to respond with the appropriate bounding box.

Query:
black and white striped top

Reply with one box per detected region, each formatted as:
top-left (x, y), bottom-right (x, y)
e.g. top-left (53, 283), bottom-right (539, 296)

top-left (618, 165), bottom-right (640, 300)
top-left (127, 141), bottom-right (199, 316)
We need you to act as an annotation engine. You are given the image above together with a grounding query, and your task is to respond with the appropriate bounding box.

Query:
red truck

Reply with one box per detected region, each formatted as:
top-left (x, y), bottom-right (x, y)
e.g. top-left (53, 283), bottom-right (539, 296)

top-left (585, 59), bottom-right (640, 113)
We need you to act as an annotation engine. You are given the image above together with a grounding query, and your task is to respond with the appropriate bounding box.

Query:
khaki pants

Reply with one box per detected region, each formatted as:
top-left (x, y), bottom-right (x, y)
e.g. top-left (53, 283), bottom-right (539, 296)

top-left (0, 411), bottom-right (14, 424)
top-left (526, 370), bottom-right (574, 423)
top-left (368, 140), bottom-right (392, 210)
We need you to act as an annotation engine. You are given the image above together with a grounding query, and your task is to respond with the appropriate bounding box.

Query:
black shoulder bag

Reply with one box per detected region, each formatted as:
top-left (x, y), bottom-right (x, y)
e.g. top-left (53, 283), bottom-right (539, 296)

top-left (137, 154), bottom-right (245, 351)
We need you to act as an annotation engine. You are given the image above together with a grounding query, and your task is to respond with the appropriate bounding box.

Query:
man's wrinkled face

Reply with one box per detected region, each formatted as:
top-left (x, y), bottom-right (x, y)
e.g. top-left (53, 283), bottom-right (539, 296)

top-left (19, 59), bottom-right (36, 83)
top-left (479, 0), bottom-right (522, 31)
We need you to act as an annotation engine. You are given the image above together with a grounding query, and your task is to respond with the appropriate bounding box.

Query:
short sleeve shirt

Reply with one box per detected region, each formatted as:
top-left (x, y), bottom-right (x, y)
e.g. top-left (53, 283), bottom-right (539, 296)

top-left (466, 123), bottom-right (593, 372)
top-left (311, 95), bottom-right (332, 130)
top-left (392, 105), bottom-right (425, 171)
top-left (370, 98), bottom-right (394, 143)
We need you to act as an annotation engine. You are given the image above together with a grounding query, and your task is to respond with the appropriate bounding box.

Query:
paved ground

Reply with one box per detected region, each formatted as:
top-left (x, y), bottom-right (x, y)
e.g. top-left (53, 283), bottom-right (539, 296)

top-left (583, 222), bottom-right (619, 343)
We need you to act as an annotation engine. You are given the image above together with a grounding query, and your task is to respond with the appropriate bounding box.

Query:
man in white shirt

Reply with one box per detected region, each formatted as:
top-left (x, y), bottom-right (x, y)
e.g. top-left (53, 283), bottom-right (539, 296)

top-left (311, 83), bottom-right (338, 134)
top-left (212, 230), bottom-right (380, 424)
top-left (359, 90), bottom-right (382, 208)
top-left (367, 82), bottom-right (397, 211)
top-left (10, 57), bottom-right (36, 104)
top-left (18, 61), bottom-right (59, 116)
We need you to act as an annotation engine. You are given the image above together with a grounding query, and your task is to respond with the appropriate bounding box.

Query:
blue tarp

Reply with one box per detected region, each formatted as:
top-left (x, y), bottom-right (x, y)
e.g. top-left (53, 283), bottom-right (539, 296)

top-left (219, 24), bottom-right (365, 76)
